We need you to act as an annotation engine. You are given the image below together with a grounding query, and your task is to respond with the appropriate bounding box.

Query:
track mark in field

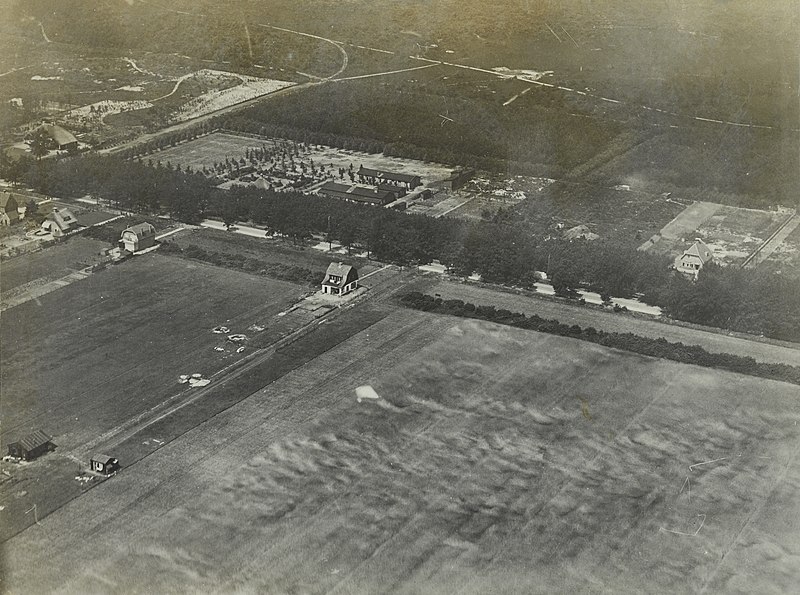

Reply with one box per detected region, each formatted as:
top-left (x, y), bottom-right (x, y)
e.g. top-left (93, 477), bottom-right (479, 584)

top-left (502, 87), bottom-right (531, 106)
top-left (408, 58), bottom-right (794, 131)
top-left (699, 439), bottom-right (800, 593)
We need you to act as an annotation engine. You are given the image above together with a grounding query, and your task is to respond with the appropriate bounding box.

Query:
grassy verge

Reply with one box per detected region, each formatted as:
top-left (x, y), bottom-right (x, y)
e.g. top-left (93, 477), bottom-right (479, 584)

top-left (159, 240), bottom-right (323, 286)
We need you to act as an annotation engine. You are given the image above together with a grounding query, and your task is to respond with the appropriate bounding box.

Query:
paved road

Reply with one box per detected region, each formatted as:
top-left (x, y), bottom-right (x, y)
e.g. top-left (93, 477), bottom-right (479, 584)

top-left (430, 280), bottom-right (800, 366)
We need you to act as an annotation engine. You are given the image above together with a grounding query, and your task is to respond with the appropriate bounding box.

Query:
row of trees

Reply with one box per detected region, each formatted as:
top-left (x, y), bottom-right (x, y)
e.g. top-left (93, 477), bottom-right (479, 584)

top-left (4, 152), bottom-right (798, 342)
top-left (400, 293), bottom-right (800, 386)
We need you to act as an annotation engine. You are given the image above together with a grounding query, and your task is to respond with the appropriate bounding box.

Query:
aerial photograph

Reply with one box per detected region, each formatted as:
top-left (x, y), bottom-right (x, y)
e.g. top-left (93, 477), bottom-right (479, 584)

top-left (0, 0), bottom-right (798, 592)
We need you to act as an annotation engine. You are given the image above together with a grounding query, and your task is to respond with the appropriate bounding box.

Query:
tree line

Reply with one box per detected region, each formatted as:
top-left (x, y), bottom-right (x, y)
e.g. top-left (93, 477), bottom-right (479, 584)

top-left (3, 152), bottom-right (797, 342)
top-left (400, 293), bottom-right (800, 386)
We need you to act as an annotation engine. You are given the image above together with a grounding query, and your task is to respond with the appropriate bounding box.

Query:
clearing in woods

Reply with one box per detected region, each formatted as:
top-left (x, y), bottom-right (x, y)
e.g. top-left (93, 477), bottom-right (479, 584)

top-left (147, 131), bottom-right (454, 183)
top-left (4, 309), bottom-right (799, 593)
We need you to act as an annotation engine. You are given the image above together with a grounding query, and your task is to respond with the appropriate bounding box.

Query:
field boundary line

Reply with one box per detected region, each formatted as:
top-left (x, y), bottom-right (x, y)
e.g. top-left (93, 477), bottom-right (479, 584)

top-left (740, 212), bottom-right (798, 269)
top-left (699, 439), bottom-right (800, 593)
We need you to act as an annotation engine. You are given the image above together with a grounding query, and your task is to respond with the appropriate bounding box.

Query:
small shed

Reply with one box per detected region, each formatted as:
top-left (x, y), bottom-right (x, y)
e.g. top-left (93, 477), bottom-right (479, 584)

top-left (7, 430), bottom-right (55, 461)
top-left (90, 455), bottom-right (120, 475)
top-left (120, 222), bottom-right (157, 252)
top-left (322, 262), bottom-right (359, 295)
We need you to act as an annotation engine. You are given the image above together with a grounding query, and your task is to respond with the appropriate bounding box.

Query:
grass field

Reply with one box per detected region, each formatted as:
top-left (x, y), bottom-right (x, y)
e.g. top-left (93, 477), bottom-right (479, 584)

top-left (4, 308), bottom-right (799, 592)
top-left (0, 236), bottom-right (109, 294)
top-left (144, 132), bottom-right (270, 169)
top-left (1, 253), bottom-right (307, 447)
top-left (0, 253), bottom-right (309, 538)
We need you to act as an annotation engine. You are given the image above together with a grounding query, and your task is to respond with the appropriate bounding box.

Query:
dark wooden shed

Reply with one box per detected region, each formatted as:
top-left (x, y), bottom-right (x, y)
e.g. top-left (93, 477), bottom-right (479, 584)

top-left (7, 430), bottom-right (56, 461)
top-left (90, 455), bottom-right (120, 475)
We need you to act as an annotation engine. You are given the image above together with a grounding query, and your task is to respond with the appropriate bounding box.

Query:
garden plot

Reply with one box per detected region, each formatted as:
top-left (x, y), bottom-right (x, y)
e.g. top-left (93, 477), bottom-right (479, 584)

top-left (4, 310), bottom-right (799, 593)
top-left (647, 204), bottom-right (793, 267)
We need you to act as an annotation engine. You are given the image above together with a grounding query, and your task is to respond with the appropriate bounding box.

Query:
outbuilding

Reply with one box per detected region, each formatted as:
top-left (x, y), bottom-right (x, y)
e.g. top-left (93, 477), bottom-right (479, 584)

top-left (90, 455), bottom-right (120, 475)
top-left (7, 430), bottom-right (56, 461)
top-left (120, 222), bottom-right (157, 252)
top-left (322, 262), bottom-right (359, 295)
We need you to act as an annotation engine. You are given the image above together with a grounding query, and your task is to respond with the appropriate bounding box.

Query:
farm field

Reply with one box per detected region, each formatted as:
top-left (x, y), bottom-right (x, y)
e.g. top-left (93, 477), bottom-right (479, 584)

top-left (4, 309), bottom-right (799, 593)
top-left (0, 236), bottom-right (109, 294)
top-left (0, 253), bottom-right (308, 537)
top-left (1, 253), bottom-right (306, 448)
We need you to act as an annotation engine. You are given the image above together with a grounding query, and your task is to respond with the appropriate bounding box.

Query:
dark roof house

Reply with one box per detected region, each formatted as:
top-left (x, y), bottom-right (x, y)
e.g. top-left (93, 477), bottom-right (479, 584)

top-left (7, 430), bottom-right (56, 461)
top-left (90, 455), bottom-right (120, 475)
top-left (357, 166), bottom-right (421, 188)
top-left (41, 207), bottom-right (79, 237)
top-left (41, 124), bottom-right (78, 151)
top-left (322, 262), bottom-right (359, 295)
top-left (319, 181), bottom-right (395, 206)
top-left (0, 192), bottom-right (20, 225)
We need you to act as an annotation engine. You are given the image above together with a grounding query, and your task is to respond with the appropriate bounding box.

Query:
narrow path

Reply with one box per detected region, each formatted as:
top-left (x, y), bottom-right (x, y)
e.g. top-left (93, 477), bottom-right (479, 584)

top-left (0, 65), bottom-right (32, 78)
top-left (334, 63), bottom-right (439, 81)
top-left (38, 22), bottom-right (51, 43)
top-left (256, 23), bottom-right (348, 80)
top-left (0, 268), bottom-right (93, 314)
top-left (741, 213), bottom-right (799, 268)
top-left (410, 56), bottom-right (798, 132)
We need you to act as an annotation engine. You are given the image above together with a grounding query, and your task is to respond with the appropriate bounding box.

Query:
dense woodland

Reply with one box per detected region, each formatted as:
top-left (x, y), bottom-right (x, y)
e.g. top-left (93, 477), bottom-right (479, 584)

top-left (3, 152), bottom-right (798, 342)
top-left (10, 0), bottom-right (799, 208)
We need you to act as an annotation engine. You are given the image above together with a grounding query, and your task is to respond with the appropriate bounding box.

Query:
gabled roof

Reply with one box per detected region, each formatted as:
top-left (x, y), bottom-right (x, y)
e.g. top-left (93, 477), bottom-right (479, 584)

top-left (320, 181), bottom-right (351, 193)
top-left (357, 166), bottom-right (420, 184)
top-left (49, 208), bottom-right (78, 230)
top-left (377, 182), bottom-right (404, 193)
top-left (320, 182), bottom-right (394, 203)
top-left (10, 430), bottom-right (53, 452)
top-left (91, 454), bottom-right (117, 465)
top-left (0, 192), bottom-right (20, 210)
top-left (123, 222), bottom-right (155, 238)
top-left (323, 262), bottom-right (358, 288)
top-left (682, 239), bottom-right (713, 263)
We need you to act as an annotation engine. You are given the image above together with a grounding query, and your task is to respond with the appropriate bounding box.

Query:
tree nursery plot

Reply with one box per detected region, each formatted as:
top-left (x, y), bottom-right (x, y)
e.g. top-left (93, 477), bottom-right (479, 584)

top-left (4, 310), bottom-right (799, 593)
